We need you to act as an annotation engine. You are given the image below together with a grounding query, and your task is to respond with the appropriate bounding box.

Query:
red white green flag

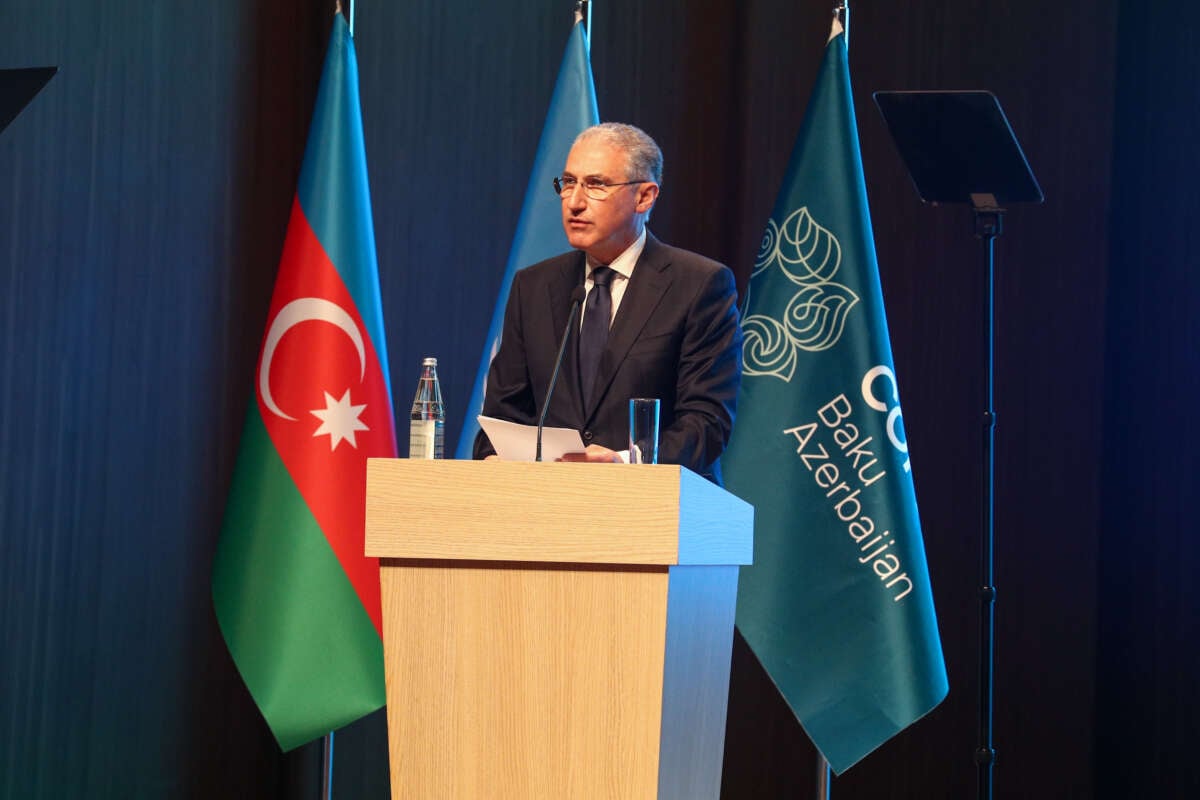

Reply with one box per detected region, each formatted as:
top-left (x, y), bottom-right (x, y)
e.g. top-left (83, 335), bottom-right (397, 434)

top-left (212, 14), bottom-right (396, 751)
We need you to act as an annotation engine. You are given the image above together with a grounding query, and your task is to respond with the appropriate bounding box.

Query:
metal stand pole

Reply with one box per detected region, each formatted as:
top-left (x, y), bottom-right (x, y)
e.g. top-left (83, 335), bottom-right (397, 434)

top-left (971, 194), bottom-right (1002, 800)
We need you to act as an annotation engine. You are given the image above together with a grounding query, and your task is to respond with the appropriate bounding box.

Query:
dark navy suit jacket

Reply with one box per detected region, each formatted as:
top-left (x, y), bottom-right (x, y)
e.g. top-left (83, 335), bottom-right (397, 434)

top-left (473, 233), bottom-right (742, 483)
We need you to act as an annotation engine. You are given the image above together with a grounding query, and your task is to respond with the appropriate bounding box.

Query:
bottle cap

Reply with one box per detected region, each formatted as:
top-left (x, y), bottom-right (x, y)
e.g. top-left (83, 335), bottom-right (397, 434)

top-left (422, 357), bottom-right (438, 366)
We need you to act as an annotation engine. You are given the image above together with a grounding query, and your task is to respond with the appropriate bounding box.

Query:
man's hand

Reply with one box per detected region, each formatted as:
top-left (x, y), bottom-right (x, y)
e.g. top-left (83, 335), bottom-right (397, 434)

top-left (558, 445), bottom-right (622, 463)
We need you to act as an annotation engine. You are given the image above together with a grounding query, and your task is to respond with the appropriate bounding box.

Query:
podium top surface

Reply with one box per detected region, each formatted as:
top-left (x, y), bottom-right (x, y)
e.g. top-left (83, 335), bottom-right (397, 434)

top-left (365, 459), bottom-right (753, 566)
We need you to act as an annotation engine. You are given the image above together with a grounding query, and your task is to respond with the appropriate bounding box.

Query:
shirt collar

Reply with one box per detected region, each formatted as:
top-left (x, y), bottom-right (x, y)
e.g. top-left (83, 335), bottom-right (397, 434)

top-left (586, 228), bottom-right (647, 281)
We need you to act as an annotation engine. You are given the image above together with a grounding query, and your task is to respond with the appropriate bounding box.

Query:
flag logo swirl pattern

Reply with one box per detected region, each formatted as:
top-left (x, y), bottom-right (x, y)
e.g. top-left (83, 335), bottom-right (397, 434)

top-left (744, 206), bottom-right (859, 381)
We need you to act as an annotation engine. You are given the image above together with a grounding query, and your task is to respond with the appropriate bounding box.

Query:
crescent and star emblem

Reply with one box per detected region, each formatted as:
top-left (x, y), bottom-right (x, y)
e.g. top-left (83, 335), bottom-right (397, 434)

top-left (258, 297), bottom-right (370, 450)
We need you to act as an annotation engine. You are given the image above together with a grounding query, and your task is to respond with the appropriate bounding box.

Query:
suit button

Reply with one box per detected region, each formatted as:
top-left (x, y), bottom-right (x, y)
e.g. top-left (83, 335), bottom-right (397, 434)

top-left (583, 430), bottom-right (594, 443)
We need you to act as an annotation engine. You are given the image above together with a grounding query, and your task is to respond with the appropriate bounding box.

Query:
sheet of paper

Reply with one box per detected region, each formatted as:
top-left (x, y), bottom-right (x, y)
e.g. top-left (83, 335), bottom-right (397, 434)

top-left (477, 415), bottom-right (586, 462)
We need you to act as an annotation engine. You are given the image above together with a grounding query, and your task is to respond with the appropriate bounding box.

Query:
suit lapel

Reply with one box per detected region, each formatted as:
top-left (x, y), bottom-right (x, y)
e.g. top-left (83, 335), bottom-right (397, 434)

top-left (545, 253), bottom-right (587, 421)
top-left (586, 234), bottom-right (673, 419)
top-left (547, 254), bottom-right (585, 339)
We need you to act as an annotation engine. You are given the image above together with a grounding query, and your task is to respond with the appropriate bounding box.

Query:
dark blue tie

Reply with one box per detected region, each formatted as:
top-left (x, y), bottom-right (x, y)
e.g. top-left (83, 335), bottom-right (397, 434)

top-left (578, 266), bottom-right (615, 404)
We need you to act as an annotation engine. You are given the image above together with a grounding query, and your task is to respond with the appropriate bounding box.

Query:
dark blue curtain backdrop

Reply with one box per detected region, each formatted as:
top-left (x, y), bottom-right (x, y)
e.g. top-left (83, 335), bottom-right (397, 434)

top-left (0, 0), bottom-right (1193, 797)
top-left (1094, 2), bottom-right (1200, 798)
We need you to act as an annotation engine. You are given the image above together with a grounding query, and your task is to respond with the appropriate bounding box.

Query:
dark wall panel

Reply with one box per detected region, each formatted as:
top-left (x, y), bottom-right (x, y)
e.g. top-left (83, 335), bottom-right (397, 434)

top-left (0, 1), bottom-right (329, 796)
top-left (1096, 1), bottom-right (1200, 798)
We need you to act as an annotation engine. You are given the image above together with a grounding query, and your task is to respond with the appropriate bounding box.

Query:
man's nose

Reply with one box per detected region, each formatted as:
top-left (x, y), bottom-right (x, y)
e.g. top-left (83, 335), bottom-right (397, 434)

top-left (564, 183), bottom-right (588, 210)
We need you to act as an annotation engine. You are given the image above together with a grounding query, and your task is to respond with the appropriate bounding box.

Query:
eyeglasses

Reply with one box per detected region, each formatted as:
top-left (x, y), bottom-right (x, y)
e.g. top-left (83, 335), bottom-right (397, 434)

top-left (553, 175), bottom-right (645, 200)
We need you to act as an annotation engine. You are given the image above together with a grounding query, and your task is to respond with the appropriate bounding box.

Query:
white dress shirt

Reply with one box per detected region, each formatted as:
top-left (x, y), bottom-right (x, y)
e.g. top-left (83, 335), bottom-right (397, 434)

top-left (580, 228), bottom-right (647, 330)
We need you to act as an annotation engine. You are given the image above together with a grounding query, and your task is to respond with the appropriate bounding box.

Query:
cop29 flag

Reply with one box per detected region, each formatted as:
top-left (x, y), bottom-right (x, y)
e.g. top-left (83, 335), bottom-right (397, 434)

top-left (212, 14), bottom-right (396, 751)
top-left (456, 17), bottom-right (599, 457)
top-left (724, 18), bottom-right (947, 773)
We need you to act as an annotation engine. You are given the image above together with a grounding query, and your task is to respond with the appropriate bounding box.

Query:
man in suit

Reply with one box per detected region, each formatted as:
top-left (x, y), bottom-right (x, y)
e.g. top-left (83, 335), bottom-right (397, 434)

top-left (473, 123), bottom-right (742, 483)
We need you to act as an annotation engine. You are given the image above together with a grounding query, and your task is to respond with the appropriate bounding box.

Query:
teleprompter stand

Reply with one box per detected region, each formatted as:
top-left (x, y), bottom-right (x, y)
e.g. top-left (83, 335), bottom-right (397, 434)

top-left (873, 90), bottom-right (1043, 800)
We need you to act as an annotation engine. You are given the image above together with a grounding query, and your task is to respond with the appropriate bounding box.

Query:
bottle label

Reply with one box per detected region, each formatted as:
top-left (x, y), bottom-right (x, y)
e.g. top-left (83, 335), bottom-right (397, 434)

top-left (409, 419), bottom-right (443, 459)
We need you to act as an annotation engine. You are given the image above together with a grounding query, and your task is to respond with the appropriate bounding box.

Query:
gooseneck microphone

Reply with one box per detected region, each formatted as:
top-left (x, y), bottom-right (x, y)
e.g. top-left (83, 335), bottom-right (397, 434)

top-left (536, 285), bottom-right (587, 462)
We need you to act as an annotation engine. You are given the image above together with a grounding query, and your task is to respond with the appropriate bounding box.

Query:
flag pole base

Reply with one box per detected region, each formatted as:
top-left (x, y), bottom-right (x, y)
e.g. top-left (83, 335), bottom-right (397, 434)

top-left (816, 753), bottom-right (832, 800)
top-left (321, 731), bottom-right (334, 800)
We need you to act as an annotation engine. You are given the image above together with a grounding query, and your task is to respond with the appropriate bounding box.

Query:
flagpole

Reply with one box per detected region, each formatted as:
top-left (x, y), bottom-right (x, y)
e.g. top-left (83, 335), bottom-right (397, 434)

top-left (321, 731), bottom-right (335, 799)
top-left (816, 755), bottom-right (832, 800)
top-left (324, 10), bottom-right (348, 797)
top-left (812, 7), bottom-right (848, 799)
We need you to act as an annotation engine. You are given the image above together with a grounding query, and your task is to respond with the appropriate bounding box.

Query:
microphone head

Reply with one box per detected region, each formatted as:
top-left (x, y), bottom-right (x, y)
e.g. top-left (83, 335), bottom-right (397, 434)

top-left (570, 285), bottom-right (587, 305)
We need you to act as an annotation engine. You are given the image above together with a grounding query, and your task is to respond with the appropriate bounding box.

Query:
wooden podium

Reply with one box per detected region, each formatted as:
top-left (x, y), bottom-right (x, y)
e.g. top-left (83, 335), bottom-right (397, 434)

top-left (364, 459), bottom-right (753, 800)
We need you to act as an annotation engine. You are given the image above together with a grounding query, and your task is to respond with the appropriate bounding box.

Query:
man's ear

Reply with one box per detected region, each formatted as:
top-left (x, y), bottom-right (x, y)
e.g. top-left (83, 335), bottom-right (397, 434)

top-left (635, 182), bottom-right (660, 214)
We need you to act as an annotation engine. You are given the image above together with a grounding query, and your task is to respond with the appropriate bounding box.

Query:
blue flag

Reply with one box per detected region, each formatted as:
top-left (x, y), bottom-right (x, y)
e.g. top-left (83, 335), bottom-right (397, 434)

top-left (724, 19), bottom-right (948, 773)
top-left (455, 20), bottom-right (600, 458)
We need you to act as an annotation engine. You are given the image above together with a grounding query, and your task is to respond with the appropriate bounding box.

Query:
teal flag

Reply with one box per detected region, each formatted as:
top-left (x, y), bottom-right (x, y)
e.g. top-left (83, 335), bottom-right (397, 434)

top-left (455, 20), bottom-right (600, 457)
top-left (725, 20), bottom-right (947, 774)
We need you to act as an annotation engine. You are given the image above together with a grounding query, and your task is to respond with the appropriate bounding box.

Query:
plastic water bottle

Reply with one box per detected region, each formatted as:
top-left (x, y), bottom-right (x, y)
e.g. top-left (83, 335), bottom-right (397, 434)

top-left (409, 357), bottom-right (445, 459)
